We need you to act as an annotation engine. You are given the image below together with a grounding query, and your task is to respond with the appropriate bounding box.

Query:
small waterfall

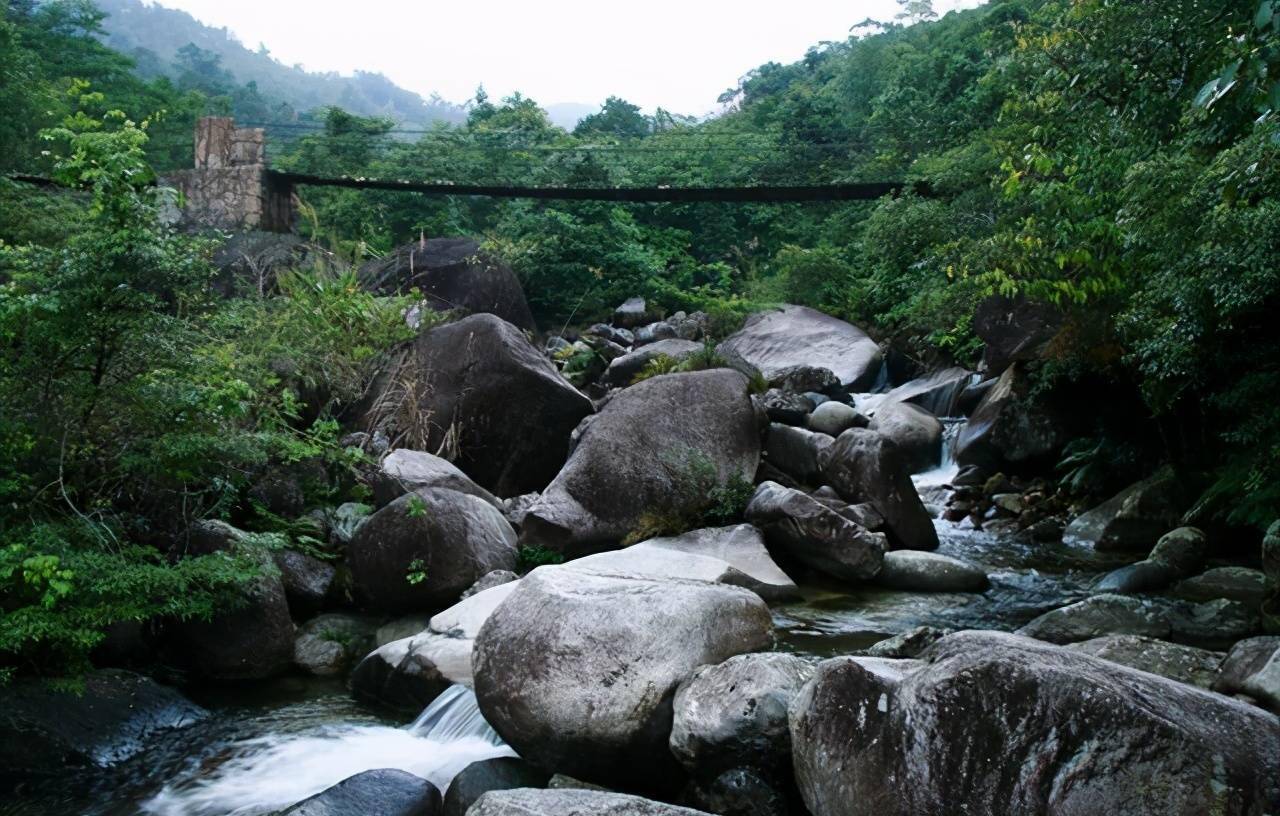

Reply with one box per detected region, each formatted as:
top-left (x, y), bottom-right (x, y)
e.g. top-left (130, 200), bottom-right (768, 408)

top-left (406, 685), bottom-right (506, 745)
top-left (912, 416), bottom-right (966, 489)
top-left (141, 686), bottom-right (513, 816)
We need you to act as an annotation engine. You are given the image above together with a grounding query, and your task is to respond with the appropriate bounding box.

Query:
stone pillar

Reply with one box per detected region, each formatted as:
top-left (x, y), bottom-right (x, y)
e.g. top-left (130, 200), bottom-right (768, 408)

top-left (166, 117), bottom-right (295, 233)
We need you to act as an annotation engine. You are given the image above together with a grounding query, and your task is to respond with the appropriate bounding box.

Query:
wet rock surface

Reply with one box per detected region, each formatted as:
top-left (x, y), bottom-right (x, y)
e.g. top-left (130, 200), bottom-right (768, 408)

top-left (280, 768), bottom-right (442, 816)
top-left (0, 670), bottom-right (207, 777)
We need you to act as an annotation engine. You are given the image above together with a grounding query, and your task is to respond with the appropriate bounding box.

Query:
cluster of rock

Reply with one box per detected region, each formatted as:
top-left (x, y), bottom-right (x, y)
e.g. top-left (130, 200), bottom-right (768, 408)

top-left (16, 259), bottom-right (1280, 816)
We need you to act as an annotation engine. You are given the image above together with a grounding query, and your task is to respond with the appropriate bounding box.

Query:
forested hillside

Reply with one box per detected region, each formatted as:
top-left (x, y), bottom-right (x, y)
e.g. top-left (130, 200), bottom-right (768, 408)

top-left (92, 0), bottom-right (467, 127)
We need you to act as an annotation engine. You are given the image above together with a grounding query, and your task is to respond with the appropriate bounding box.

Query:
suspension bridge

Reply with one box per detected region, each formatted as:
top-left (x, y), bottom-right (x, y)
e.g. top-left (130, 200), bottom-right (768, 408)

top-left (12, 117), bottom-right (927, 232)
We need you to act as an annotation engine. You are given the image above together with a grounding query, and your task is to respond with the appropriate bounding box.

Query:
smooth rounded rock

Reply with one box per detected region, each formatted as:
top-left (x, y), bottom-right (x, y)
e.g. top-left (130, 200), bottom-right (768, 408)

top-left (807, 401), bottom-right (860, 437)
top-left (371, 449), bottom-right (501, 508)
top-left (868, 401), bottom-right (943, 474)
top-left (280, 768), bottom-right (441, 816)
top-left (717, 305), bottom-right (883, 390)
top-left (348, 487), bottom-right (518, 613)
top-left (874, 550), bottom-right (988, 593)
top-left (670, 653), bottom-right (814, 776)
top-left (442, 757), bottom-right (551, 816)
top-left (473, 567), bottom-right (773, 790)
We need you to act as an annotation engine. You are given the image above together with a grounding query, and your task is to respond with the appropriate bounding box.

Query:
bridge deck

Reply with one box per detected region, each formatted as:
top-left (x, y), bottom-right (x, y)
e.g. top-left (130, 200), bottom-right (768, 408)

top-left (271, 171), bottom-right (927, 202)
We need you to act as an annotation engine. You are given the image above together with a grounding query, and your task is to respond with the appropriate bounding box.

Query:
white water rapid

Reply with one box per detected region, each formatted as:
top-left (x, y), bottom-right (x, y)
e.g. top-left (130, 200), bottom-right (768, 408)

top-left (140, 685), bottom-right (514, 816)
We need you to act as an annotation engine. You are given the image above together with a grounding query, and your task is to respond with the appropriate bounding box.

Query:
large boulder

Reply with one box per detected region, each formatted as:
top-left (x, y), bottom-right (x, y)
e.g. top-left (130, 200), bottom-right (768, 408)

top-left (1065, 635), bottom-right (1223, 689)
top-left (604, 339), bottom-right (705, 386)
top-left (745, 482), bottom-right (886, 582)
top-left (806, 402), bottom-right (863, 437)
top-left (614, 296), bottom-right (655, 329)
top-left (519, 370), bottom-right (760, 558)
top-left (820, 429), bottom-right (939, 551)
top-left (867, 401), bottom-right (943, 474)
top-left (359, 236), bottom-right (536, 331)
top-left (469, 789), bottom-right (712, 816)
top-left (763, 424), bottom-right (833, 485)
top-left (368, 314), bottom-right (593, 497)
top-left (351, 582), bottom-right (518, 712)
top-left (273, 548), bottom-right (337, 618)
top-left (953, 364), bottom-right (1067, 473)
top-left (0, 670), bottom-right (206, 777)
top-left (1063, 468), bottom-right (1192, 552)
top-left (280, 768), bottom-right (441, 816)
top-left (1174, 567), bottom-right (1268, 605)
top-left (347, 488), bottom-right (518, 613)
top-left (442, 758), bottom-right (551, 816)
top-left (874, 550), bottom-right (988, 592)
top-left (472, 567), bottom-right (773, 790)
top-left (717, 305), bottom-right (883, 391)
top-left (371, 449), bottom-right (501, 508)
top-left (669, 653), bottom-right (814, 778)
top-left (756, 389), bottom-right (814, 426)
top-left (790, 631), bottom-right (1280, 816)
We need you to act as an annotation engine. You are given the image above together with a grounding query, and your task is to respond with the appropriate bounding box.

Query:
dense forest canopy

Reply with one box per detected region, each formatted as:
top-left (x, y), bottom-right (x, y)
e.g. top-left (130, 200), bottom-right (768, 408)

top-left (1, 0), bottom-right (1278, 679)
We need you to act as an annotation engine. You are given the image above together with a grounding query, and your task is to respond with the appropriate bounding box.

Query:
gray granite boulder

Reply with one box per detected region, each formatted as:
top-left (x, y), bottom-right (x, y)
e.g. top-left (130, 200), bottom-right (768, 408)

top-left (472, 567), bottom-right (772, 789)
top-left (746, 482), bottom-right (886, 582)
top-left (348, 487), bottom-right (518, 613)
top-left (469, 789), bottom-right (712, 816)
top-left (371, 448), bottom-right (501, 508)
top-left (717, 305), bottom-right (883, 390)
top-left (821, 429), bottom-right (939, 551)
top-left (280, 768), bottom-right (441, 816)
top-left (669, 653), bottom-right (814, 777)
top-left (790, 631), bottom-right (1280, 816)
top-left (519, 370), bottom-right (760, 558)
top-left (874, 550), bottom-right (988, 592)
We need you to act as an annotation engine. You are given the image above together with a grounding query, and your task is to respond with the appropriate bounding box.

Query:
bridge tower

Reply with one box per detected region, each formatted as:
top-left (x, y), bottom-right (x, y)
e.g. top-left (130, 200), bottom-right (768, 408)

top-left (166, 117), bottom-right (295, 233)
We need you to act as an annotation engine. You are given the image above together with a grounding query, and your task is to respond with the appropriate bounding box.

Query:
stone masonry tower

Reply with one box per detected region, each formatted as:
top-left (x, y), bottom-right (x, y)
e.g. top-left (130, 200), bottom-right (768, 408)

top-left (167, 117), bottom-right (295, 232)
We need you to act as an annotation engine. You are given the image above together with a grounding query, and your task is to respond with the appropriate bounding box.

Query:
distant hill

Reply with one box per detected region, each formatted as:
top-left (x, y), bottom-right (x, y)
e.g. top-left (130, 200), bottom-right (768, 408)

top-left (92, 0), bottom-right (467, 126)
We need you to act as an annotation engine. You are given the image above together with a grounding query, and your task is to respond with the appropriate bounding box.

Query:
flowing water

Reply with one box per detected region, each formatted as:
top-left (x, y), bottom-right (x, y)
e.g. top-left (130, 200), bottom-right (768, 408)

top-left (4, 400), bottom-right (1130, 814)
top-left (774, 409), bottom-right (1129, 657)
top-left (3, 682), bottom-right (513, 816)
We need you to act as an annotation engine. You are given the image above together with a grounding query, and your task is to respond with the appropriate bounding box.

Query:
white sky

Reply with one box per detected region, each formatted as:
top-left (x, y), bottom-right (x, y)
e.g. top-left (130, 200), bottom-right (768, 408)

top-left (146, 0), bottom-right (984, 116)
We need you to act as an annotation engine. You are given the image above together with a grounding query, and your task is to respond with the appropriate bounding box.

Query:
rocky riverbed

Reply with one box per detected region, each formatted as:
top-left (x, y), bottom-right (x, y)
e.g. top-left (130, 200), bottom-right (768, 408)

top-left (3, 242), bottom-right (1277, 816)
